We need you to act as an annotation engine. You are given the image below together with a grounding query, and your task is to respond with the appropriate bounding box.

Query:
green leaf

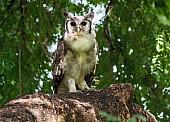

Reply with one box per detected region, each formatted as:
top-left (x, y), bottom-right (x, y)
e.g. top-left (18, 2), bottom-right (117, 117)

top-left (128, 114), bottom-right (146, 122)
top-left (99, 111), bottom-right (121, 121)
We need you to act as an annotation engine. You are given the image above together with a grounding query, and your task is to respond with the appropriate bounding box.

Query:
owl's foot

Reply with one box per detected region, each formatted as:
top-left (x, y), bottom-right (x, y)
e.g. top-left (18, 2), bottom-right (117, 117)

top-left (78, 81), bottom-right (90, 91)
top-left (67, 78), bottom-right (77, 92)
top-left (69, 88), bottom-right (77, 92)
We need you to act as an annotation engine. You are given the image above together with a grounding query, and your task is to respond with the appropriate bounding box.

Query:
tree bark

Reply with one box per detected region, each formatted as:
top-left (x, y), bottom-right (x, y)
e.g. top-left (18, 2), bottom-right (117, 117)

top-left (0, 83), bottom-right (157, 122)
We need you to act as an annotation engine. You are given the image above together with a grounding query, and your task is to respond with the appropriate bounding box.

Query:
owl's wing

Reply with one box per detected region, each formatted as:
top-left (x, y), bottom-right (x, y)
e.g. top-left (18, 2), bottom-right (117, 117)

top-left (52, 37), bottom-right (66, 93)
top-left (84, 39), bottom-right (99, 87)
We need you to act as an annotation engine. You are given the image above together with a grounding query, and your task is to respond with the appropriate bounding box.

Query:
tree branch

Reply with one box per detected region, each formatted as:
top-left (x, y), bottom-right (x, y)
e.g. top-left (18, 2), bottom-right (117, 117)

top-left (104, 0), bottom-right (116, 77)
top-left (0, 83), bottom-right (157, 122)
top-left (104, 0), bottom-right (114, 52)
top-left (18, 38), bottom-right (22, 96)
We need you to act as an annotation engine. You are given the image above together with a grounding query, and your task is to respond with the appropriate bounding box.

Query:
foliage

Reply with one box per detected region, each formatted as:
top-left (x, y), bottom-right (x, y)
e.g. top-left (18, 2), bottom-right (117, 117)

top-left (0, 0), bottom-right (169, 121)
top-left (99, 111), bottom-right (146, 122)
top-left (99, 111), bottom-right (121, 121)
top-left (128, 115), bottom-right (146, 122)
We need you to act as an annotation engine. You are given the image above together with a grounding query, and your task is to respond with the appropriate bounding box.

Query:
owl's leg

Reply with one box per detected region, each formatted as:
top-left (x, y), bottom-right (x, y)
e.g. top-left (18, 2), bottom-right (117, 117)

top-left (67, 78), bottom-right (77, 92)
top-left (77, 77), bottom-right (90, 90)
top-left (57, 82), bottom-right (68, 94)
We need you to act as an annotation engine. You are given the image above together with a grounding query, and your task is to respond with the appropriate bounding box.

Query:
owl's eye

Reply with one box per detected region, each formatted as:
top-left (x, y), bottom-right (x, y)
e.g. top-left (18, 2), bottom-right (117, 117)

top-left (70, 22), bottom-right (76, 26)
top-left (81, 21), bottom-right (87, 26)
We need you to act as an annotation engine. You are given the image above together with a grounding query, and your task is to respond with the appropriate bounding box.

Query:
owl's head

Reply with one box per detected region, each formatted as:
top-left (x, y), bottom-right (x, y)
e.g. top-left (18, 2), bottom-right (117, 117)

top-left (64, 12), bottom-right (94, 35)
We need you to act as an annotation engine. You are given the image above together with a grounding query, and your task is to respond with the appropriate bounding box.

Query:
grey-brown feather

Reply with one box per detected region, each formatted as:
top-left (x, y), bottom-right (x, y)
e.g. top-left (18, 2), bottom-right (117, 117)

top-left (52, 37), bottom-right (66, 93)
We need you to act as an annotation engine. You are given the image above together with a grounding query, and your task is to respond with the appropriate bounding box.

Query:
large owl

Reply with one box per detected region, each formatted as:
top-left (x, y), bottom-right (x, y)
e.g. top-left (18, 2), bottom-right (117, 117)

top-left (52, 12), bottom-right (98, 94)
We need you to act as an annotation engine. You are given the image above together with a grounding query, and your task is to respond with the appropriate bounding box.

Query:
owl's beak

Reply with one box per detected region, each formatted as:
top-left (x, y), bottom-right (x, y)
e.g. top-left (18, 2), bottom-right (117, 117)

top-left (76, 25), bottom-right (81, 34)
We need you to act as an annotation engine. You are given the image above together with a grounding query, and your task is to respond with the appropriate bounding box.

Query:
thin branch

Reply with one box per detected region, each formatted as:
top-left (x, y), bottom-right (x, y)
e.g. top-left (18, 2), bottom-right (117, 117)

top-left (104, 0), bottom-right (115, 51)
top-left (18, 0), bottom-right (27, 96)
top-left (37, 36), bottom-right (52, 61)
top-left (18, 39), bottom-right (22, 96)
top-left (104, 0), bottom-right (115, 78)
top-left (104, 6), bottom-right (113, 19)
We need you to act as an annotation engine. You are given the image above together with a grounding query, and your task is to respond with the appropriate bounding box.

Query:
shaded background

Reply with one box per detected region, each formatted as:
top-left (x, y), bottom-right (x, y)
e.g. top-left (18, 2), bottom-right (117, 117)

top-left (0, 0), bottom-right (170, 121)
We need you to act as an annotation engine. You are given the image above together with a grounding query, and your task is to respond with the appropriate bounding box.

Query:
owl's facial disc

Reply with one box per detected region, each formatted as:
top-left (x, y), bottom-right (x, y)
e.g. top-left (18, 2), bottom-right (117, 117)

top-left (64, 12), bottom-right (94, 35)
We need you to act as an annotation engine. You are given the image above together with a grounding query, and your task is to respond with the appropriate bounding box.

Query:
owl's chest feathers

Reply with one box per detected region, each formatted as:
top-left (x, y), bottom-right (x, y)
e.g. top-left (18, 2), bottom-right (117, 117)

top-left (63, 34), bottom-right (96, 77)
top-left (66, 35), bottom-right (95, 53)
top-left (64, 49), bottom-right (96, 77)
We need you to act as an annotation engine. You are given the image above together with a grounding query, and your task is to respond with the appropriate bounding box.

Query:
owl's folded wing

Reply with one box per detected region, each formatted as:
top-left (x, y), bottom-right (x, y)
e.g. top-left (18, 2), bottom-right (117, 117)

top-left (52, 37), bottom-right (66, 93)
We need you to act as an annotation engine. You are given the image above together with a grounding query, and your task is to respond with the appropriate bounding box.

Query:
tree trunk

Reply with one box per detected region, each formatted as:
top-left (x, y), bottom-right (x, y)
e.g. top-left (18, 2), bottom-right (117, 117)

top-left (0, 83), bottom-right (157, 122)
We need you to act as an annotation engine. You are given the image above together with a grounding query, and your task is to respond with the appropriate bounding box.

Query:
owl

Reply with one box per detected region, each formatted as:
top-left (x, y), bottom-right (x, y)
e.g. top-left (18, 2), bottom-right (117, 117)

top-left (52, 12), bottom-right (98, 94)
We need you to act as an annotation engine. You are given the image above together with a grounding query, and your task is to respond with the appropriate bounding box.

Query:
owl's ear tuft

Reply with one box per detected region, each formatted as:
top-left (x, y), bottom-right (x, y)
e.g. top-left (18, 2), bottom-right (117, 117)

top-left (85, 12), bottom-right (94, 19)
top-left (64, 12), bottom-right (73, 18)
top-left (64, 12), bottom-right (68, 17)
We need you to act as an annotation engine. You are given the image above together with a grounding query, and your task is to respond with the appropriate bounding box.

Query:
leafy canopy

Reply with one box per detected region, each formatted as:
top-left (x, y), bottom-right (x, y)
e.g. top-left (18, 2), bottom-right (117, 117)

top-left (0, 0), bottom-right (170, 121)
